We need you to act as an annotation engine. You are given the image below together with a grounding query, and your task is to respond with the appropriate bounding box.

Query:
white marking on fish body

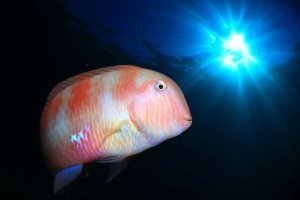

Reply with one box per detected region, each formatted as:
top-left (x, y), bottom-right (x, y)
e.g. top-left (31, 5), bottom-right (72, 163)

top-left (135, 75), bottom-right (148, 87)
top-left (104, 71), bottom-right (121, 90)
top-left (78, 131), bottom-right (84, 141)
top-left (70, 127), bottom-right (89, 144)
top-left (100, 92), bottom-right (128, 128)
top-left (47, 107), bottom-right (69, 147)
top-left (71, 134), bottom-right (79, 144)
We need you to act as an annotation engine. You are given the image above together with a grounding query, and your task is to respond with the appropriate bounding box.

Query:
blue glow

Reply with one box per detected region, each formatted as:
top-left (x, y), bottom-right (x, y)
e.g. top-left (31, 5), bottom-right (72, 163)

top-left (169, 1), bottom-right (297, 126)
top-left (66, 0), bottom-right (299, 76)
top-left (221, 32), bottom-right (255, 69)
top-left (158, 0), bottom-right (297, 78)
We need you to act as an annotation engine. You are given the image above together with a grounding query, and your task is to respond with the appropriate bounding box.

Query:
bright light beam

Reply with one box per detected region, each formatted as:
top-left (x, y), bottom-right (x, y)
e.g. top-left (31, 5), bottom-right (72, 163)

top-left (222, 32), bottom-right (255, 69)
top-left (169, 0), bottom-right (294, 78)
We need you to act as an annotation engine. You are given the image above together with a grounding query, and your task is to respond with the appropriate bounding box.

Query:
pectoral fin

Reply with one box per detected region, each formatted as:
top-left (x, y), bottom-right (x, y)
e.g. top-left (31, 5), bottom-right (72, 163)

top-left (54, 165), bottom-right (82, 193)
top-left (101, 120), bottom-right (140, 155)
top-left (96, 155), bottom-right (125, 163)
top-left (107, 158), bottom-right (129, 183)
top-left (97, 156), bottom-right (129, 183)
top-left (97, 120), bottom-right (139, 182)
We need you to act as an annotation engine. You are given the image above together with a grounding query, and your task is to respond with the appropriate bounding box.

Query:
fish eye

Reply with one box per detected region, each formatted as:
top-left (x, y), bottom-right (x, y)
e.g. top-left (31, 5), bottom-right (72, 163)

top-left (154, 80), bottom-right (167, 92)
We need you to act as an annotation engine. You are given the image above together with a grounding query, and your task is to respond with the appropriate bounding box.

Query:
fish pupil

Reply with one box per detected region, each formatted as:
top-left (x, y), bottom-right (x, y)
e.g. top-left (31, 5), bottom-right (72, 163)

top-left (159, 84), bottom-right (164, 89)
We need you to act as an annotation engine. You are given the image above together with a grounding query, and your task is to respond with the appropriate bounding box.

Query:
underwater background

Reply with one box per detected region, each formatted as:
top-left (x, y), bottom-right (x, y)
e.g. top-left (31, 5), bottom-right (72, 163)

top-left (4, 0), bottom-right (300, 199)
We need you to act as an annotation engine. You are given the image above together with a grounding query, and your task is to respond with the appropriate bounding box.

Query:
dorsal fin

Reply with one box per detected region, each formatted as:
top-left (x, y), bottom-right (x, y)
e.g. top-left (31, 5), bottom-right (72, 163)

top-left (47, 65), bottom-right (141, 103)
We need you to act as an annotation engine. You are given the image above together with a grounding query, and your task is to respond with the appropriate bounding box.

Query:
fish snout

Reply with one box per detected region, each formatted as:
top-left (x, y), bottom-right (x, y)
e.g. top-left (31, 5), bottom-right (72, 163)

top-left (180, 109), bottom-right (192, 130)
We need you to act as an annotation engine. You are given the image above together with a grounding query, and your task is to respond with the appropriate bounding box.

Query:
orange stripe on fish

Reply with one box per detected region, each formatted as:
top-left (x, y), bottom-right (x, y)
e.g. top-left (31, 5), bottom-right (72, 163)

top-left (112, 67), bottom-right (141, 101)
top-left (67, 79), bottom-right (92, 116)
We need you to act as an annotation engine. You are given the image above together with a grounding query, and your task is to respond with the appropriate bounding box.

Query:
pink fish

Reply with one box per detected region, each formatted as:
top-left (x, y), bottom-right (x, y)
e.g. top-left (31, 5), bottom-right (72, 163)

top-left (40, 65), bottom-right (192, 192)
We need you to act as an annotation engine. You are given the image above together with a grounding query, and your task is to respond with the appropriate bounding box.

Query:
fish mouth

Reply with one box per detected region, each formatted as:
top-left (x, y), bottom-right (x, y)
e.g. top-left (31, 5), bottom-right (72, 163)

top-left (182, 117), bottom-right (192, 129)
top-left (184, 116), bottom-right (192, 123)
top-left (186, 118), bottom-right (192, 122)
top-left (186, 119), bottom-right (192, 125)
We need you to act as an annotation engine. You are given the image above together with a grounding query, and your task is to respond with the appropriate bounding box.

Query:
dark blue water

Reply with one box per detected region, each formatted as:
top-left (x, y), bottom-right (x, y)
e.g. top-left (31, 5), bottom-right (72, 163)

top-left (6, 0), bottom-right (300, 199)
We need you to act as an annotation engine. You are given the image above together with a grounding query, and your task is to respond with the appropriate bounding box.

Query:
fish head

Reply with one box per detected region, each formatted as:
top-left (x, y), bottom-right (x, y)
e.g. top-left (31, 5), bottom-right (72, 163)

top-left (129, 69), bottom-right (192, 145)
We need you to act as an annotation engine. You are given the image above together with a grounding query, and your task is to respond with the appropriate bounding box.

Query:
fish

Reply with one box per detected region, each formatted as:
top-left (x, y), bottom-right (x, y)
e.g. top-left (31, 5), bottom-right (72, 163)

top-left (40, 65), bottom-right (192, 193)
